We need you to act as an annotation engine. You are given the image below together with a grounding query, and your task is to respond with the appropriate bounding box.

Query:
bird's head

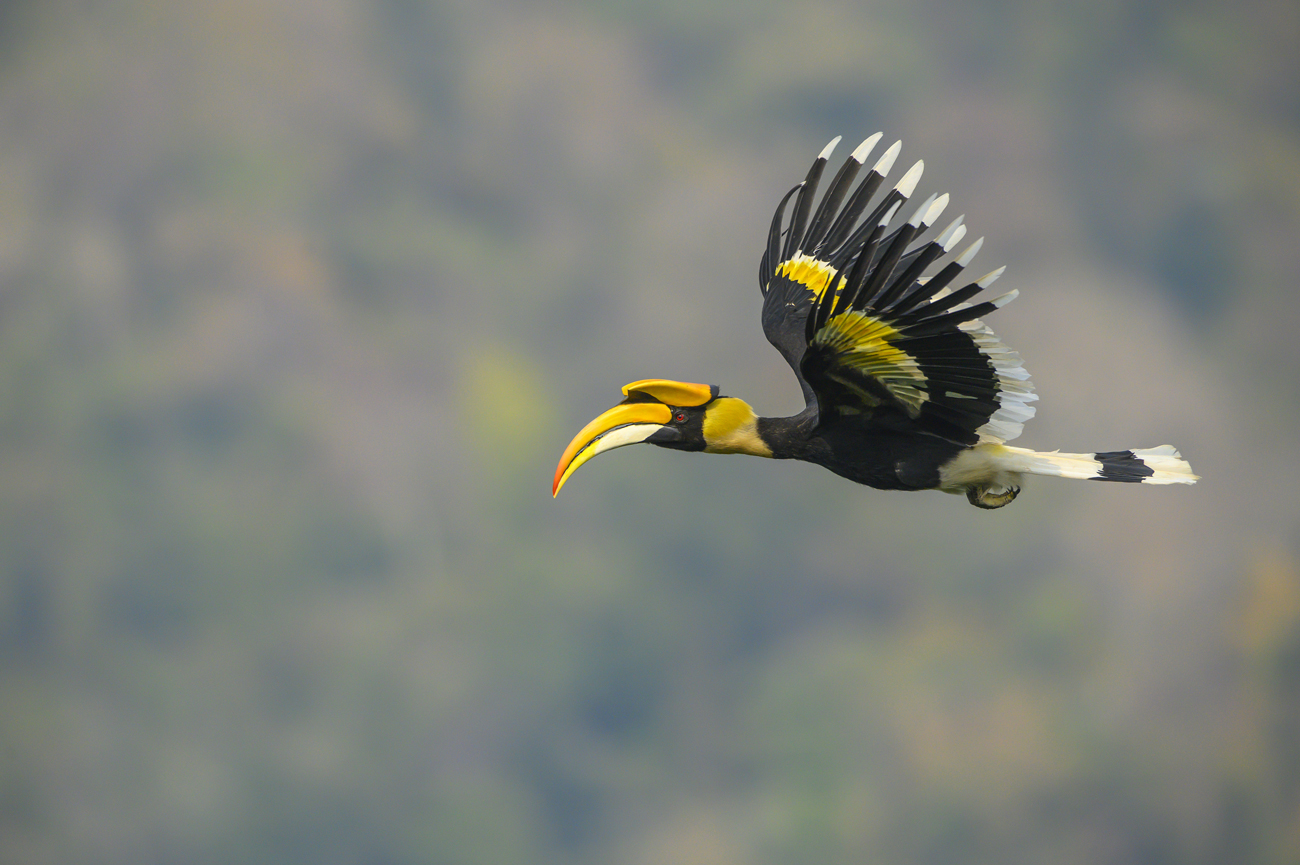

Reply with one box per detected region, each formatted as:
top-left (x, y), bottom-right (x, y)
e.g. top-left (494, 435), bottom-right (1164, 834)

top-left (552, 379), bottom-right (769, 496)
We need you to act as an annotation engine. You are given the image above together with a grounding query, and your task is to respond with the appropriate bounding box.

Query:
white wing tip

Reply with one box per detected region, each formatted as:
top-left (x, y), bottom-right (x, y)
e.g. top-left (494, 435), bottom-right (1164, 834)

top-left (872, 140), bottom-right (902, 176)
top-left (922, 192), bottom-right (949, 226)
top-left (818, 135), bottom-right (843, 161)
top-left (907, 193), bottom-right (938, 227)
top-left (956, 236), bottom-right (984, 267)
top-left (946, 223), bottom-right (968, 252)
top-left (990, 288), bottom-right (1018, 307)
top-left (850, 132), bottom-right (883, 163)
top-left (978, 266), bottom-right (1007, 289)
top-left (934, 215), bottom-right (964, 250)
top-left (894, 159), bottom-right (924, 197)
top-left (879, 200), bottom-right (903, 226)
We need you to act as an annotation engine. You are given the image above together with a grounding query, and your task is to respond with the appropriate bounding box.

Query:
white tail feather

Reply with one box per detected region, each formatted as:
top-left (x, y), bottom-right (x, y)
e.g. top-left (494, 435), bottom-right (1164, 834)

top-left (1121, 445), bottom-right (1200, 484)
top-left (940, 443), bottom-right (1198, 494)
top-left (998, 447), bottom-right (1111, 479)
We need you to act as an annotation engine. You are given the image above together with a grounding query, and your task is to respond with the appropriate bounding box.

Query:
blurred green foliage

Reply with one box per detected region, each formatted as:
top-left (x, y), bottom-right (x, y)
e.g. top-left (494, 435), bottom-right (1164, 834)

top-left (1, 0), bottom-right (1299, 863)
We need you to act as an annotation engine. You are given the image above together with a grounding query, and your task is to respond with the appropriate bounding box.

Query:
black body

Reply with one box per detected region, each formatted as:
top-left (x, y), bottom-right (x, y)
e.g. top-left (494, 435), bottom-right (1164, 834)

top-left (756, 410), bottom-right (966, 490)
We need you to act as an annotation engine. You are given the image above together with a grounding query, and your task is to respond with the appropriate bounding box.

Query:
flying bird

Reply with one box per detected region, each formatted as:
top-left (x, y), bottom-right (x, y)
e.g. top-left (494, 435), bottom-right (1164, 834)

top-left (552, 134), bottom-right (1197, 508)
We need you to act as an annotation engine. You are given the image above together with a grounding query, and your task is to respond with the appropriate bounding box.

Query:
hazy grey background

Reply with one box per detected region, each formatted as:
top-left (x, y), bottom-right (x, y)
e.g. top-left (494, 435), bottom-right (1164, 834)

top-left (1, 0), bottom-right (1298, 862)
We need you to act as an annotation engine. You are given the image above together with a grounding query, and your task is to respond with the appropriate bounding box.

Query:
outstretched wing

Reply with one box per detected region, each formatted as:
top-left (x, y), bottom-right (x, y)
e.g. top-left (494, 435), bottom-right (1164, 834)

top-left (796, 162), bottom-right (1037, 446)
top-left (760, 135), bottom-right (924, 409)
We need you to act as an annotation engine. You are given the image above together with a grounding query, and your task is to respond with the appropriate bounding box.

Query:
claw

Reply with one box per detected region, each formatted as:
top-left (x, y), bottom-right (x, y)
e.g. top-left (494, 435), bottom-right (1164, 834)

top-left (966, 484), bottom-right (1020, 509)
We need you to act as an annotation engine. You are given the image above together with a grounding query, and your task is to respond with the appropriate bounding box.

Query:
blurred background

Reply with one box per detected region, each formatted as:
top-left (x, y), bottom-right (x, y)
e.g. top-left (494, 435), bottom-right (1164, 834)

top-left (0, 0), bottom-right (1298, 862)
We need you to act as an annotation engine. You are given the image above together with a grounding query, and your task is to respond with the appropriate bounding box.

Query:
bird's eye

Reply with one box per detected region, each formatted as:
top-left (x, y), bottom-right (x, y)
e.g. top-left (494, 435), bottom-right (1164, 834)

top-left (673, 411), bottom-right (687, 423)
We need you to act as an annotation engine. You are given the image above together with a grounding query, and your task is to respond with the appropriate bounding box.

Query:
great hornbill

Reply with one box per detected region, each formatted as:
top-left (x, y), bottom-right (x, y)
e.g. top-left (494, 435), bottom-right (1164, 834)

top-left (553, 134), bottom-right (1197, 508)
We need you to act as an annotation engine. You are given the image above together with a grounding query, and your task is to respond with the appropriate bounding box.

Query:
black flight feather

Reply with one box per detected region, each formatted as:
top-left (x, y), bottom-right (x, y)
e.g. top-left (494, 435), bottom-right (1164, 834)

top-left (804, 153), bottom-right (861, 254)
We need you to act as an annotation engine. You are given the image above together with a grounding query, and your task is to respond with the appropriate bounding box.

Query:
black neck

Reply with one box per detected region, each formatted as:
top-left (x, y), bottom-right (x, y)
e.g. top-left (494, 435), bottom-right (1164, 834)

top-left (755, 404), bottom-right (820, 460)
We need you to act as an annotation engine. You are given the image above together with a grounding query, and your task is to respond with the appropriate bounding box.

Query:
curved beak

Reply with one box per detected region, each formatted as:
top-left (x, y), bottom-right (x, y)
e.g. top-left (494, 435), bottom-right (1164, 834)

top-left (552, 402), bottom-right (673, 497)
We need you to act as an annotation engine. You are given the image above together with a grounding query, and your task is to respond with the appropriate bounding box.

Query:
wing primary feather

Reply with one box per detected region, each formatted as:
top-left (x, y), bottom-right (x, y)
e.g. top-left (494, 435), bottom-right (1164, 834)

top-left (821, 169), bottom-right (887, 254)
top-left (906, 192), bottom-right (940, 229)
top-left (989, 288), bottom-right (1018, 307)
top-left (943, 223), bottom-right (968, 251)
top-left (783, 145), bottom-right (833, 259)
top-left (850, 132), bottom-right (884, 163)
top-left (762, 183), bottom-right (803, 295)
top-left (872, 139), bottom-right (902, 176)
top-left (902, 300), bottom-right (1000, 337)
top-left (854, 219), bottom-right (920, 311)
top-left (867, 194), bottom-right (940, 311)
top-left (920, 192), bottom-right (949, 226)
top-left (900, 281), bottom-right (985, 320)
top-left (894, 216), bottom-right (962, 272)
top-left (780, 181), bottom-right (808, 260)
top-left (976, 266), bottom-right (1007, 288)
top-left (876, 241), bottom-right (948, 314)
top-left (836, 202), bottom-right (900, 314)
top-left (899, 268), bottom-right (1006, 322)
top-left (860, 189), bottom-right (910, 241)
top-left (955, 236), bottom-right (984, 267)
top-left (934, 216), bottom-right (966, 251)
top-left (804, 150), bottom-right (863, 254)
top-left (888, 259), bottom-right (969, 314)
top-left (909, 191), bottom-right (941, 227)
top-left (893, 160), bottom-right (925, 199)
top-left (820, 140), bottom-right (900, 255)
top-left (857, 187), bottom-right (932, 276)
top-left (881, 228), bottom-right (984, 314)
top-left (902, 264), bottom-right (1006, 321)
top-left (828, 189), bottom-right (905, 272)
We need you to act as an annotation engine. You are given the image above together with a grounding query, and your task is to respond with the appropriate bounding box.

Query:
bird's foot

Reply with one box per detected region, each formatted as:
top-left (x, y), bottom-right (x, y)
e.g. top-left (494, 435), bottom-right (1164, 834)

top-left (966, 484), bottom-right (1021, 509)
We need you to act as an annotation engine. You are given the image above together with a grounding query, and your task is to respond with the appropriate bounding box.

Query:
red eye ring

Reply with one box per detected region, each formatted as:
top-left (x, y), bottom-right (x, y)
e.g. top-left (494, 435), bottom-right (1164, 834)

top-left (673, 411), bottom-right (687, 423)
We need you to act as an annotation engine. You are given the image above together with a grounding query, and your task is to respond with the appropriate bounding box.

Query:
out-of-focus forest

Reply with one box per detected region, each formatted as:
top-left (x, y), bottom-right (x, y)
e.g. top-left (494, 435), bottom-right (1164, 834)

top-left (1, 0), bottom-right (1298, 862)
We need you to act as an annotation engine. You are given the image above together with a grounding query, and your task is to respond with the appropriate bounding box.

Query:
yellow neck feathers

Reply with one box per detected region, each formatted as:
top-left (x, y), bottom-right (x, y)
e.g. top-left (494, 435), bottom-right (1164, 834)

top-left (702, 398), bottom-right (772, 457)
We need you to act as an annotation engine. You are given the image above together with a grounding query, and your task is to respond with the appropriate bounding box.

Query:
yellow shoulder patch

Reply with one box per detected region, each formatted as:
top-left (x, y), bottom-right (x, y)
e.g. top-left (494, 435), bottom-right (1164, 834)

top-left (776, 253), bottom-right (845, 303)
